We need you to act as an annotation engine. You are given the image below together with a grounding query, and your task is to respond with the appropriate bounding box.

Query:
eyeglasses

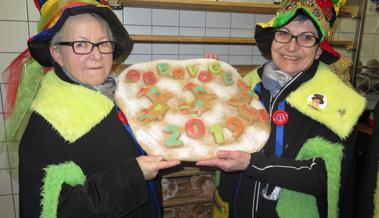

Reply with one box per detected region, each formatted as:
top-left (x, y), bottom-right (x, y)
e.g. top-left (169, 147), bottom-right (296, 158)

top-left (56, 40), bottom-right (116, 54)
top-left (273, 30), bottom-right (320, 48)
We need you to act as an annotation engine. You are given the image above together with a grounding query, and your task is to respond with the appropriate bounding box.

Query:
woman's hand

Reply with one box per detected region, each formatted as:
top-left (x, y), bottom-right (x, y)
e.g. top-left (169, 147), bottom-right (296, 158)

top-left (136, 155), bottom-right (180, 180)
top-left (196, 150), bottom-right (251, 172)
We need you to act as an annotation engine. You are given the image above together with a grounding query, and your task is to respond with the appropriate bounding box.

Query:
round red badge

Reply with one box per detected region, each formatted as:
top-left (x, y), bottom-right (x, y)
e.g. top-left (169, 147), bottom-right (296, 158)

top-left (272, 110), bottom-right (288, 126)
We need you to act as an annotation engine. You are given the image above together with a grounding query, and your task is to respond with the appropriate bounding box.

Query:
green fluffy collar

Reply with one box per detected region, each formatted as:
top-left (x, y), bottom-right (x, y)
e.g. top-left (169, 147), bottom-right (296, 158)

top-left (243, 63), bottom-right (366, 139)
top-left (286, 63), bottom-right (366, 139)
top-left (31, 71), bottom-right (114, 143)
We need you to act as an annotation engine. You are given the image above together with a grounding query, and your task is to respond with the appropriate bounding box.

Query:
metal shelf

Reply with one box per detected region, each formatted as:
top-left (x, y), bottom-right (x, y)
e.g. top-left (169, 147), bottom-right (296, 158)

top-left (119, 0), bottom-right (359, 17)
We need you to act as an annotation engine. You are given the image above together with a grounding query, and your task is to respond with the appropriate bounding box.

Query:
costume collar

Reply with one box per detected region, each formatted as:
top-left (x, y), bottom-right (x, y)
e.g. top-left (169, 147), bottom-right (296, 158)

top-left (31, 71), bottom-right (114, 143)
top-left (286, 62), bottom-right (366, 139)
top-left (53, 62), bottom-right (117, 100)
top-left (258, 60), bottom-right (319, 103)
top-left (243, 61), bottom-right (366, 139)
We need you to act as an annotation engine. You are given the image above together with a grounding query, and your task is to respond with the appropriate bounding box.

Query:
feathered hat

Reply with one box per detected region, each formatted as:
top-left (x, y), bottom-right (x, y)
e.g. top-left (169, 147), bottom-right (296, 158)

top-left (1, 0), bottom-right (132, 141)
top-left (28, 0), bottom-right (132, 67)
top-left (255, 0), bottom-right (346, 64)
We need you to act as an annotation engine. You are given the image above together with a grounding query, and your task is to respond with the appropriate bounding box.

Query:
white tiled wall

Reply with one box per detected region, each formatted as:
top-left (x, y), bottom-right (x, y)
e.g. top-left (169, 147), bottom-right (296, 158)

top-left (122, 7), bottom-right (262, 65)
top-left (358, 1), bottom-right (379, 64)
top-left (0, 1), bottom-right (378, 218)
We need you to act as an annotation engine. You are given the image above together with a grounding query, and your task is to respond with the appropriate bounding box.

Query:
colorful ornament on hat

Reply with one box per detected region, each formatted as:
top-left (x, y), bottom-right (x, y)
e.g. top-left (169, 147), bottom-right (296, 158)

top-left (332, 0), bottom-right (347, 15)
top-left (316, 0), bottom-right (333, 8)
top-left (317, 0), bottom-right (335, 21)
top-left (316, 0), bottom-right (336, 26)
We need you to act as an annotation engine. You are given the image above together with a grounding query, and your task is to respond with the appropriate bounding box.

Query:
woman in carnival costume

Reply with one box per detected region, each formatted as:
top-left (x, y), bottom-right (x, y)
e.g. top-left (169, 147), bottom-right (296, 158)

top-left (198, 0), bottom-right (366, 217)
top-left (2, 0), bottom-right (180, 217)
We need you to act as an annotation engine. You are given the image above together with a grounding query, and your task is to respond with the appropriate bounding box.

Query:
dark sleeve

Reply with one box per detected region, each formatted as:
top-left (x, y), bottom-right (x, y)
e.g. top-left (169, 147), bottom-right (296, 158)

top-left (357, 103), bottom-right (379, 218)
top-left (245, 152), bottom-right (327, 196)
top-left (338, 128), bottom-right (359, 218)
top-left (58, 158), bottom-right (149, 218)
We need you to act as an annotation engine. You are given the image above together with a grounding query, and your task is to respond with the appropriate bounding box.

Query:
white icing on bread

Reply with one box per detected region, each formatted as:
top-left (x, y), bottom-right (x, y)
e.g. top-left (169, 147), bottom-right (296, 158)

top-left (115, 58), bottom-right (270, 161)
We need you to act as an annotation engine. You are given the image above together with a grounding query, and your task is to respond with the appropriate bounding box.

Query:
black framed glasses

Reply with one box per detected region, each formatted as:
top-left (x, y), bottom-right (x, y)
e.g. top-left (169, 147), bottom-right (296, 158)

top-left (56, 40), bottom-right (116, 54)
top-left (273, 30), bottom-right (320, 48)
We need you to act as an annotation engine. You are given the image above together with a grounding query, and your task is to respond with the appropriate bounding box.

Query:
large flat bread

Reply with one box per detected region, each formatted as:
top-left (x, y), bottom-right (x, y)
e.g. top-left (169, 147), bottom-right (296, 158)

top-left (115, 59), bottom-right (270, 161)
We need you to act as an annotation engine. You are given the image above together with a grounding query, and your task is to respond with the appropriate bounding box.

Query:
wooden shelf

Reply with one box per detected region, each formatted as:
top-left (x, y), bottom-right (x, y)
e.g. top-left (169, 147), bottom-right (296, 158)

top-left (330, 40), bottom-right (354, 50)
top-left (121, 0), bottom-right (278, 14)
top-left (163, 167), bottom-right (214, 178)
top-left (120, 0), bottom-right (359, 17)
top-left (130, 34), bottom-right (353, 49)
top-left (164, 196), bottom-right (211, 207)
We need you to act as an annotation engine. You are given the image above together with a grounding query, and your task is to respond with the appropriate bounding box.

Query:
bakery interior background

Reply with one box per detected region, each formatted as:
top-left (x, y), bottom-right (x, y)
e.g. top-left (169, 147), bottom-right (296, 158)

top-left (0, 0), bottom-right (378, 217)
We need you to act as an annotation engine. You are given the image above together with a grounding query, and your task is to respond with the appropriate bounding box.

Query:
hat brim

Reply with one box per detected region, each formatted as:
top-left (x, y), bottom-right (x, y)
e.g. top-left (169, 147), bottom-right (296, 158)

top-left (254, 25), bottom-right (274, 60)
top-left (28, 5), bottom-right (131, 67)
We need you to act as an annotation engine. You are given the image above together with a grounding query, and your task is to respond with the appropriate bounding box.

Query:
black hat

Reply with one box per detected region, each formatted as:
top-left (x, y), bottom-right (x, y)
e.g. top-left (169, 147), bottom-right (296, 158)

top-left (28, 0), bottom-right (132, 67)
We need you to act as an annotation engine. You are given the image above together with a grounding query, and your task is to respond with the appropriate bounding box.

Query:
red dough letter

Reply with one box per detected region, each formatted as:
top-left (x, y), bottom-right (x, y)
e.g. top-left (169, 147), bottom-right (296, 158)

top-left (198, 70), bottom-right (213, 83)
top-left (143, 71), bottom-right (158, 85)
top-left (185, 118), bottom-right (206, 139)
top-left (126, 69), bottom-right (141, 82)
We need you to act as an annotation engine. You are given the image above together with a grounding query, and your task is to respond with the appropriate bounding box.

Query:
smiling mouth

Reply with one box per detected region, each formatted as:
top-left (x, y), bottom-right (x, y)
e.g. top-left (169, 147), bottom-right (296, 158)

top-left (282, 55), bottom-right (300, 61)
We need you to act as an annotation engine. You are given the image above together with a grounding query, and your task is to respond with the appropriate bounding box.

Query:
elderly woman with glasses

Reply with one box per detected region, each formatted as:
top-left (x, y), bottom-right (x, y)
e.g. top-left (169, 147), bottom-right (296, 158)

top-left (198, 1), bottom-right (365, 218)
top-left (6, 1), bottom-right (180, 218)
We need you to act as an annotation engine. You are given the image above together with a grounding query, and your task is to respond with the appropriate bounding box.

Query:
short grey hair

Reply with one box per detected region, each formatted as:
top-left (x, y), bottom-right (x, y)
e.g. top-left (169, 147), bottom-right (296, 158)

top-left (50, 13), bottom-right (114, 46)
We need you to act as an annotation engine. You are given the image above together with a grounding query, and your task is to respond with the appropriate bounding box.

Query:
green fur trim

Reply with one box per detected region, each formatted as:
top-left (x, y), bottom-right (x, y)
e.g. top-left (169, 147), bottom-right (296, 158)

top-left (41, 161), bottom-right (86, 218)
top-left (5, 59), bottom-right (44, 141)
top-left (276, 137), bottom-right (343, 218)
top-left (31, 72), bottom-right (114, 143)
top-left (243, 64), bottom-right (366, 139)
top-left (286, 63), bottom-right (366, 139)
top-left (243, 68), bottom-right (261, 88)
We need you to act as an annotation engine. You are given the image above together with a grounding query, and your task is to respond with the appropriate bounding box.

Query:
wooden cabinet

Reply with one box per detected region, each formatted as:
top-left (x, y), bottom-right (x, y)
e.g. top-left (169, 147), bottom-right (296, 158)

top-left (161, 167), bottom-right (216, 218)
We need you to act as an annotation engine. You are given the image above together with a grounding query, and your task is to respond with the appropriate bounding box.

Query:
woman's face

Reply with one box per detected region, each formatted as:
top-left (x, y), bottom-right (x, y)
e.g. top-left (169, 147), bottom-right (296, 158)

top-left (271, 19), bottom-right (323, 76)
top-left (50, 14), bottom-right (113, 86)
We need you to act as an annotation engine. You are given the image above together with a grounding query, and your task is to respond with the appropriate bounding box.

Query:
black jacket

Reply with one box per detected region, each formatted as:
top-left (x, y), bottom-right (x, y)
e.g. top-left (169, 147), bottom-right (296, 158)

top-left (357, 101), bottom-right (379, 218)
top-left (19, 66), bottom-right (161, 218)
top-left (218, 61), bottom-right (357, 218)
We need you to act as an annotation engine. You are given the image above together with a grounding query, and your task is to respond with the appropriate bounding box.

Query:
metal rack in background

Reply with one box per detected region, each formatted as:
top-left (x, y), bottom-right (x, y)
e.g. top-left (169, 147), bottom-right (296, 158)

top-left (350, 0), bottom-right (368, 87)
